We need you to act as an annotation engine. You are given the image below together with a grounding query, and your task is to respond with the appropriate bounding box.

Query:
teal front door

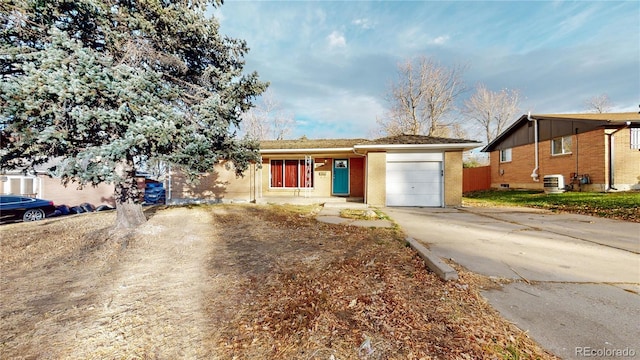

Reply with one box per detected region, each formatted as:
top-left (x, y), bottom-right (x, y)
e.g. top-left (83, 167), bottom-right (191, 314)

top-left (333, 159), bottom-right (349, 195)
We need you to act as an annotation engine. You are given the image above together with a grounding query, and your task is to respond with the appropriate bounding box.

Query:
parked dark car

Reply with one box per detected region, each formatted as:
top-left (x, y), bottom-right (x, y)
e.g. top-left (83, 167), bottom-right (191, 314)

top-left (0, 195), bottom-right (56, 222)
top-left (144, 182), bottom-right (166, 205)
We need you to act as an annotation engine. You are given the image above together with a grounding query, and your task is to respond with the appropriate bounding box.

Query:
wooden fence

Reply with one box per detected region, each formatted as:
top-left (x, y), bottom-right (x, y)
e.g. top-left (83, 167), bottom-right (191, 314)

top-left (463, 166), bottom-right (491, 193)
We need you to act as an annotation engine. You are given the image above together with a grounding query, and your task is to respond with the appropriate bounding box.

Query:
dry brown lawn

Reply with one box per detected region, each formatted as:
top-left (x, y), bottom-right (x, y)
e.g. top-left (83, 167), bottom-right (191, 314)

top-left (0, 204), bottom-right (558, 359)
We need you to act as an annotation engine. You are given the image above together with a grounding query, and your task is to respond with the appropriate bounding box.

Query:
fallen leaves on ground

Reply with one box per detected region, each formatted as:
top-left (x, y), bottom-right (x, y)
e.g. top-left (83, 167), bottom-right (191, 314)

top-left (0, 204), bottom-right (557, 359)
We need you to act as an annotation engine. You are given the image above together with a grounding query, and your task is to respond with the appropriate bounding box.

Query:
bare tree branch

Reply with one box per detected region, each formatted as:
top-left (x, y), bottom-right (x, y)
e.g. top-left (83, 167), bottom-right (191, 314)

top-left (378, 56), bottom-right (467, 137)
top-left (462, 84), bottom-right (520, 143)
top-left (241, 89), bottom-right (296, 140)
top-left (584, 94), bottom-right (612, 113)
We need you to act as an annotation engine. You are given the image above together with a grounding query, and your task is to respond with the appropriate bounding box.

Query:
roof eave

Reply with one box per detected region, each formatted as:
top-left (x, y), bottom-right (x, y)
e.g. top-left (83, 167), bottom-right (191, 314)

top-left (260, 143), bottom-right (482, 154)
top-left (355, 143), bottom-right (481, 151)
top-left (482, 112), bottom-right (640, 152)
top-left (260, 147), bottom-right (356, 154)
top-left (482, 114), bottom-right (530, 152)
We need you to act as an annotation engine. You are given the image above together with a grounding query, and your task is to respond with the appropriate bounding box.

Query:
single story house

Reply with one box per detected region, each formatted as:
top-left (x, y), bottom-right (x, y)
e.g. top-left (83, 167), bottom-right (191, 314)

top-left (1, 158), bottom-right (136, 207)
top-left (1, 169), bottom-right (121, 207)
top-left (171, 134), bottom-right (481, 207)
top-left (481, 112), bottom-right (640, 191)
top-left (2, 134), bottom-right (480, 208)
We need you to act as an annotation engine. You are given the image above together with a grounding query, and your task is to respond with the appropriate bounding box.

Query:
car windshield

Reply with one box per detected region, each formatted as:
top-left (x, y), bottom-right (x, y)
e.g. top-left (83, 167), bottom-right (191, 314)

top-left (0, 196), bottom-right (33, 203)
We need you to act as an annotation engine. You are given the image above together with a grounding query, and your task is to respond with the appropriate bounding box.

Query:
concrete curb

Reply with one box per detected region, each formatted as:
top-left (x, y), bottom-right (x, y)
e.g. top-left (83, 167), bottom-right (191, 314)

top-left (406, 237), bottom-right (458, 281)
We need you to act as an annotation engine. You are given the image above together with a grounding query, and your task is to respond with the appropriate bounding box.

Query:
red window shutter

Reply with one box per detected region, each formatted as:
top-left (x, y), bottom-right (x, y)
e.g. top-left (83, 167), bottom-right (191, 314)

top-left (271, 160), bottom-right (283, 187)
top-left (285, 160), bottom-right (298, 187)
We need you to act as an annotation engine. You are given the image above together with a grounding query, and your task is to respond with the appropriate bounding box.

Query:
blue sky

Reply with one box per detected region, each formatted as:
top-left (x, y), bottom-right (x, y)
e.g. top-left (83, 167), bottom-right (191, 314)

top-left (213, 1), bottom-right (639, 141)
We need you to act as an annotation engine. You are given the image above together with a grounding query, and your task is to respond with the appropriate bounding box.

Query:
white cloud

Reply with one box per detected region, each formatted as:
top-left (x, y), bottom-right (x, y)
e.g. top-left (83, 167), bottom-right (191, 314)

top-left (395, 27), bottom-right (451, 50)
top-left (327, 30), bottom-right (347, 49)
top-left (352, 18), bottom-right (373, 29)
top-left (216, 1), bottom-right (639, 139)
top-left (430, 35), bottom-right (450, 45)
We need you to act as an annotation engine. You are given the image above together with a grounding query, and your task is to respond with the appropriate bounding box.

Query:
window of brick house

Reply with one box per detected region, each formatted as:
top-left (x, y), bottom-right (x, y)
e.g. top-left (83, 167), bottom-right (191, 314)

top-left (270, 159), bottom-right (314, 188)
top-left (500, 148), bottom-right (512, 163)
top-left (551, 135), bottom-right (572, 155)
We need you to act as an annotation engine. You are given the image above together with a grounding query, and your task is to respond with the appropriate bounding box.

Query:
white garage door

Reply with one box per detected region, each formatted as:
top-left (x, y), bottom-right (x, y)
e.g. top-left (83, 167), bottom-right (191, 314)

top-left (386, 153), bottom-right (443, 207)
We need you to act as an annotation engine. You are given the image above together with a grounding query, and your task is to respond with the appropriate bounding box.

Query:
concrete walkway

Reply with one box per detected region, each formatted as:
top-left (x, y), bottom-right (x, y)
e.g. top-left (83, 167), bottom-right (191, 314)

top-left (383, 206), bottom-right (640, 360)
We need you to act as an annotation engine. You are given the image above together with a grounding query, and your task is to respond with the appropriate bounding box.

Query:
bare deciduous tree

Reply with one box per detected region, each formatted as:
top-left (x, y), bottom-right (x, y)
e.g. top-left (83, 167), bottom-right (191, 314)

top-left (462, 84), bottom-right (521, 143)
top-left (377, 56), bottom-right (467, 137)
top-left (242, 90), bottom-right (296, 140)
top-left (584, 94), bottom-right (612, 113)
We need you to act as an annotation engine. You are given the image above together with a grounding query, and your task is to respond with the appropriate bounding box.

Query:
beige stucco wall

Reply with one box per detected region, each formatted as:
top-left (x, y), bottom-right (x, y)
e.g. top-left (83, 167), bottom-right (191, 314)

top-left (167, 149), bottom-right (466, 206)
top-left (610, 128), bottom-right (640, 190)
top-left (365, 152), bottom-right (386, 206)
top-left (40, 176), bottom-right (116, 206)
top-left (444, 151), bottom-right (463, 207)
top-left (170, 161), bottom-right (254, 203)
top-left (313, 158), bottom-right (333, 196)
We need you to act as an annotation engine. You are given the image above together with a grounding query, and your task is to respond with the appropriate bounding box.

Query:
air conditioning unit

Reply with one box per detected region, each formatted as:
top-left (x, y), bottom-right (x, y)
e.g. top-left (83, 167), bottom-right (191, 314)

top-left (543, 174), bottom-right (565, 194)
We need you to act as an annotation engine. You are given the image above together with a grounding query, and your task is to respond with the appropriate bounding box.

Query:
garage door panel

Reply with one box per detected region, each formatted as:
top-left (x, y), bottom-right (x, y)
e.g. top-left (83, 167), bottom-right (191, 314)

top-left (387, 180), bottom-right (440, 192)
top-left (386, 182), bottom-right (441, 195)
top-left (386, 160), bottom-right (442, 207)
top-left (386, 194), bottom-right (442, 207)
top-left (386, 152), bottom-right (443, 162)
top-left (387, 162), bottom-right (440, 171)
top-left (387, 188), bottom-right (440, 196)
top-left (386, 171), bottom-right (440, 183)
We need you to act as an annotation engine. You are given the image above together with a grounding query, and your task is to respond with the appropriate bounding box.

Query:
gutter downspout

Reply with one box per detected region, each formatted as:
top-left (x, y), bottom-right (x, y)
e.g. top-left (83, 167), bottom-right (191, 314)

top-left (574, 125), bottom-right (579, 184)
top-left (352, 148), bottom-right (367, 157)
top-left (528, 112), bottom-right (540, 182)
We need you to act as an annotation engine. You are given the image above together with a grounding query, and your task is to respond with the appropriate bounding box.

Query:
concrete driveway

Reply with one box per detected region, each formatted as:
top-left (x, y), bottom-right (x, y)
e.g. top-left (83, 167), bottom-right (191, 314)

top-left (384, 206), bottom-right (640, 360)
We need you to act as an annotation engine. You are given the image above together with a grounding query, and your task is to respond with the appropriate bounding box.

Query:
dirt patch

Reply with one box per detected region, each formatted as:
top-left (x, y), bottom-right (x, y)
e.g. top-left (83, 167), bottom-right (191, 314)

top-left (0, 204), bottom-right (558, 359)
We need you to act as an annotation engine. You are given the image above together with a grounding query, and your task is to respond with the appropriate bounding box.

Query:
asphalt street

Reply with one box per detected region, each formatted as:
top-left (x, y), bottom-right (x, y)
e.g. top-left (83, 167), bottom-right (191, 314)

top-left (384, 206), bottom-right (640, 360)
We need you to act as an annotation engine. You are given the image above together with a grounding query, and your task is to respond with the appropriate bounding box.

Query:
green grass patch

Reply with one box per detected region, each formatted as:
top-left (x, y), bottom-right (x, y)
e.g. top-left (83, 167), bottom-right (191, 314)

top-left (464, 190), bottom-right (639, 209)
top-left (340, 208), bottom-right (390, 220)
top-left (464, 190), bottom-right (640, 222)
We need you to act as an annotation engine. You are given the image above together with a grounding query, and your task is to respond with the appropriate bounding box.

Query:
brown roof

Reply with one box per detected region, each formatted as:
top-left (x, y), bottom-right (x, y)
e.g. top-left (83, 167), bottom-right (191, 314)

top-left (364, 134), bottom-right (479, 145)
top-left (259, 138), bottom-right (368, 150)
top-left (533, 112), bottom-right (640, 122)
top-left (260, 135), bottom-right (480, 150)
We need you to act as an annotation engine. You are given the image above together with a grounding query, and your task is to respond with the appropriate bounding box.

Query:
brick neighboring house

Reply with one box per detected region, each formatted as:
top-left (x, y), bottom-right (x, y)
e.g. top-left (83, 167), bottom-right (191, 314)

top-left (171, 135), bottom-right (481, 207)
top-left (482, 112), bottom-right (640, 191)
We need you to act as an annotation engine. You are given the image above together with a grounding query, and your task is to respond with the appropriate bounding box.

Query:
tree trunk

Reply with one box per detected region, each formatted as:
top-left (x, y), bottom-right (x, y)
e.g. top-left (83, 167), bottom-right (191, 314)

top-left (115, 199), bottom-right (147, 229)
top-left (114, 158), bottom-right (147, 229)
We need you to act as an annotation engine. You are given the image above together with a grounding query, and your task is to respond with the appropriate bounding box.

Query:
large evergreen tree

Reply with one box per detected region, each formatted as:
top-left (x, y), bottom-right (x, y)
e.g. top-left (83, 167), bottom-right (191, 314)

top-left (0, 0), bottom-right (267, 228)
